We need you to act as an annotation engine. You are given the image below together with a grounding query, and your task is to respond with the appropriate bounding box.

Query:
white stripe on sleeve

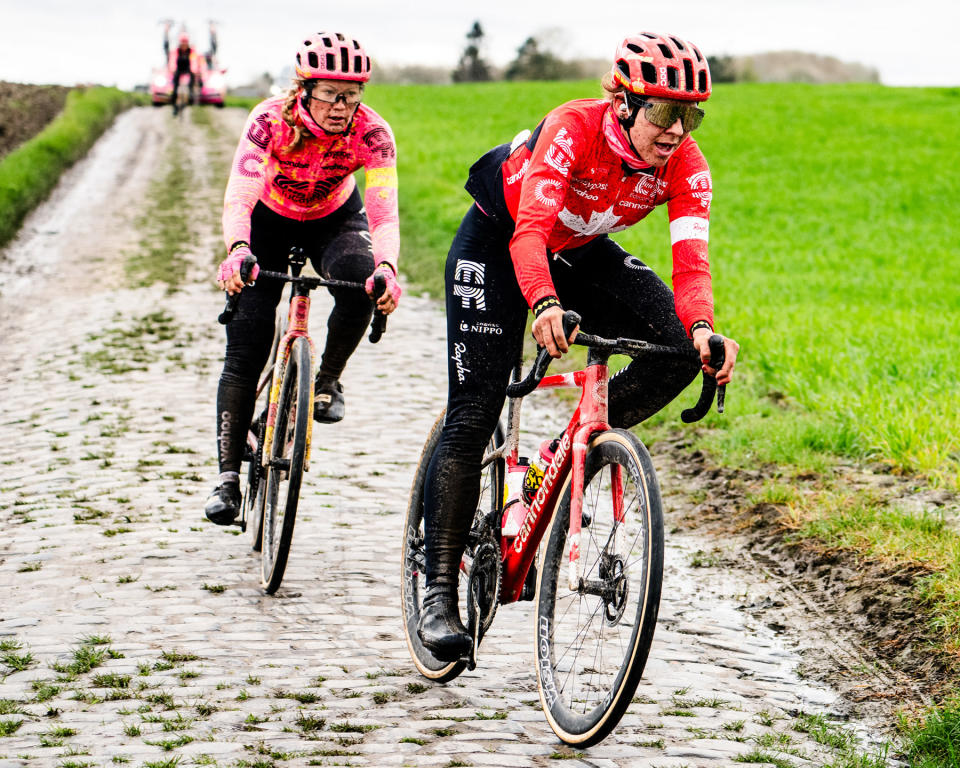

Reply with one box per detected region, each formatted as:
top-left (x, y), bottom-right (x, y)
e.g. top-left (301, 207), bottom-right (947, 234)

top-left (669, 216), bottom-right (709, 244)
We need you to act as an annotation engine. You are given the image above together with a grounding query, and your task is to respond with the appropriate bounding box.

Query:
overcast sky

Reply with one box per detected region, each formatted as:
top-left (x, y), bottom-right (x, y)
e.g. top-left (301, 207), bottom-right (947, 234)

top-left (2, 0), bottom-right (958, 89)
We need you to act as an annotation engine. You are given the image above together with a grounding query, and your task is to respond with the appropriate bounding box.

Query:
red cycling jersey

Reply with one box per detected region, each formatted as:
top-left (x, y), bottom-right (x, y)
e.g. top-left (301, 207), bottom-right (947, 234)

top-left (501, 99), bottom-right (713, 332)
top-left (222, 95), bottom-right (400, 271)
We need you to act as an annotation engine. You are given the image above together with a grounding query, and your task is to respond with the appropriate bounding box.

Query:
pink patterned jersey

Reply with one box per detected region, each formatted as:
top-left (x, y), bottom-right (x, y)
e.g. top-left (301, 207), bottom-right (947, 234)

top-left (222, 96), bottom-right (400, 271)
top-left (501, 99), bottom-right (713, 332)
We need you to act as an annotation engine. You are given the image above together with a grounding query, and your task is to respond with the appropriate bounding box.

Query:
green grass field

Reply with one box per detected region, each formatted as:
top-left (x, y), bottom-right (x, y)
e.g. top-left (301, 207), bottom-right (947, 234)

top-left (367, 80), bottom-right (960, 490)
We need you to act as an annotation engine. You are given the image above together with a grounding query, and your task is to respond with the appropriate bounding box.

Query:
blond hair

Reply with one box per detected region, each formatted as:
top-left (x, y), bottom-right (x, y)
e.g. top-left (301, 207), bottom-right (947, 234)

top-left (281, 79), bottom-right (313, 152)
top-left (600, 71), bottom-right (625, 103)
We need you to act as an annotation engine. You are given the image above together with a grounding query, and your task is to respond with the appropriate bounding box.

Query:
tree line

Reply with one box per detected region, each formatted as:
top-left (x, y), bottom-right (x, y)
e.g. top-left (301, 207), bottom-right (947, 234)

top-left (446, 21), bottom-right (878, 85)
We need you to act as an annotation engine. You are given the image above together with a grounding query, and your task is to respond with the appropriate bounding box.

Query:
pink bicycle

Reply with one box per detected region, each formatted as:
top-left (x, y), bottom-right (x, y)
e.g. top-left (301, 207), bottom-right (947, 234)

top-left (219, 248), bottom-right (385, 593)
top-left (401, 310), bottom-right (724, 746)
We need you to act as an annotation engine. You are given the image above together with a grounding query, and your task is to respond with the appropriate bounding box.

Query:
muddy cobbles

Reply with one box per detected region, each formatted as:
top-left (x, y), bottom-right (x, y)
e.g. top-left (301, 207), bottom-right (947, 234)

top-left (0, 106), bottom-right (898, 767)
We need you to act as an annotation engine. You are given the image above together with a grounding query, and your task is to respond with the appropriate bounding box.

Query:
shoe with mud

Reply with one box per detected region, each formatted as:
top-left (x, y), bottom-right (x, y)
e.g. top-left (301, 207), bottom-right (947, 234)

top-left (417, 587), bottom-right (472, 662)
top-left (204, 482), bottom-right (241, 525)
top-left (313, 375), bottom-right (344, 423)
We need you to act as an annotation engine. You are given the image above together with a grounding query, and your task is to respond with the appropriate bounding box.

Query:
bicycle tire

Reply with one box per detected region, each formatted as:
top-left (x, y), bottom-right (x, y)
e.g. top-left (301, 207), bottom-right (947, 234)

top-left (260, 336), bottom-right (312, 593)
top-left (249, 293), bottom-right (288, 552)
top-left (400, 412), bottom-right (504, 682)
top-left (535, 429), bottom-right (664, 746)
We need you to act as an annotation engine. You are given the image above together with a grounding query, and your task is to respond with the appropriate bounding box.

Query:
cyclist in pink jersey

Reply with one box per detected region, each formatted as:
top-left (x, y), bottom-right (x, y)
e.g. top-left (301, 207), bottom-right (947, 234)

top-left (205, 31), bottom-right (402, 525)
top-left (418, 33), bottom-right (740, 660)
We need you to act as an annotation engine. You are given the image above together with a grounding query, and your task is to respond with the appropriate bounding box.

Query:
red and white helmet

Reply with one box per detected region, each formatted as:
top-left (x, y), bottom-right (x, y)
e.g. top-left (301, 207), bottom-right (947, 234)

top-left (611, 32), bottom-right (711, 101)
top-left (295, 32), bottom-right (371, 82)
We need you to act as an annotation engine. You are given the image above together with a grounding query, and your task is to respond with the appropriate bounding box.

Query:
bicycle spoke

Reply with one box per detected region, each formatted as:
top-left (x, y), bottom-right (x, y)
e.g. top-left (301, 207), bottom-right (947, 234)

top-left (537, 432), bottom-right (664, 745)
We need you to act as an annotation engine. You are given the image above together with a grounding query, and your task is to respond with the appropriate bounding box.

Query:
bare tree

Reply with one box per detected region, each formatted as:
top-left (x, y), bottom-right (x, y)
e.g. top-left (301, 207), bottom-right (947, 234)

top-left (452, 21), bottom-right (492, 83)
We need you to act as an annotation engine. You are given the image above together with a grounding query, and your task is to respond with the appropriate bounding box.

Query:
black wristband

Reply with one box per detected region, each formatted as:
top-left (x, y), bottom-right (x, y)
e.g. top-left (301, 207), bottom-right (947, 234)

top-left (532, 295), bottom-right (561, 317)
top-left (689, 319), bottom-right (713, 335)
top-left (229, 240), bottom-right (250, 255)
top-left (377, 261), bottom-right (397, 275)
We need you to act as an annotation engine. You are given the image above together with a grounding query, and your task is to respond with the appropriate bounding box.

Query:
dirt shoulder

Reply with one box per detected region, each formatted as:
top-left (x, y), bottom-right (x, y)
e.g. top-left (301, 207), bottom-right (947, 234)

top-left (0, 81), bottom-right (69, 159)
top-left (657, 435), bottom-right (957, 722)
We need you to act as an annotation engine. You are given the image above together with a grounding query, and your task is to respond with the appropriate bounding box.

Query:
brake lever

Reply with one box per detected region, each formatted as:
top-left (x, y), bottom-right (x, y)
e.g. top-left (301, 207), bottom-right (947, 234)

top-left (368, 274), bottom-right (387, 343)
top-left (217, 253), bottom-right (258, 325)
top-left (680, 334), bottom-right (726, 423)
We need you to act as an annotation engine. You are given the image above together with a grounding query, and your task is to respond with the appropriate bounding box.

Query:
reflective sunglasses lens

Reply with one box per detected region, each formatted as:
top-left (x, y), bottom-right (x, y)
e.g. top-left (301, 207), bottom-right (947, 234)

top-left (681, 106), bottom-right (704, 131)
top-left (644, 102), bottom-right (704, 131)
top-left (643, 102), bottom-right (679, 128)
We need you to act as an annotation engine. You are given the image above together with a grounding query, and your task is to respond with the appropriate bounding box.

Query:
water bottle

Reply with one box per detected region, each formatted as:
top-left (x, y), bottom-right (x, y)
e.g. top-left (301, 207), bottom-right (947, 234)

top-left (522, 457), bottom-right (545, 506)
top-left (502, 459), bottom-right (530, 538)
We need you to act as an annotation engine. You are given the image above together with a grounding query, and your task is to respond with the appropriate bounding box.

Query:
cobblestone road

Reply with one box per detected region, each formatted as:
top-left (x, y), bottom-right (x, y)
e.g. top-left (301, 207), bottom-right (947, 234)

top-left (0, 108), bottom-right (888, 767)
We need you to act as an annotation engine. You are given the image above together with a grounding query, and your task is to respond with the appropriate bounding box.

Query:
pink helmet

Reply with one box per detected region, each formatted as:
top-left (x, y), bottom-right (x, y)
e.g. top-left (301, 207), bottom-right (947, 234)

top-left (611, 32), bottom-right (711, 101)
top-left (295, 32), bottom-right (371, 82)
top-left (178, 32), bottom-right (190, 46)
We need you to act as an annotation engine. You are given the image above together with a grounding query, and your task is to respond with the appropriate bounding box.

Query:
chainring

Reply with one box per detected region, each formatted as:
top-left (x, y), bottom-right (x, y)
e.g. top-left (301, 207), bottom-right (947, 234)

top-left (466, 526), bottom-right (501, 646)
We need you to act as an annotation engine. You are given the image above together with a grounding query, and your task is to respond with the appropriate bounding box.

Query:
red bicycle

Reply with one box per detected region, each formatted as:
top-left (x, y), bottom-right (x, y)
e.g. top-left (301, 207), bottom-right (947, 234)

top-left (401, 310), bottom-right (724, 746)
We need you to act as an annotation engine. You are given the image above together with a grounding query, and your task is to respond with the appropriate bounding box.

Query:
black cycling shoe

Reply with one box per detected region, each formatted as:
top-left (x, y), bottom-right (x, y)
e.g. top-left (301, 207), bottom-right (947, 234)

top-left (417, 588), bottom-right (472, 662)
top-left (204, 482), bottom-right (241, 526)
top-left (313, 375), bottom-right (344, 423)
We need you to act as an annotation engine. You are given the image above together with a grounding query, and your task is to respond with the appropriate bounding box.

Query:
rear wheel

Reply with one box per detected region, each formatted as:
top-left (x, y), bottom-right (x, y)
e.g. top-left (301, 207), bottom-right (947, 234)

top-left (400, 412), bottom-right (504, 682)
top-left (260, 337), bottom-right (312, 593)
top-left (535, 429), bottom-right (664, 746)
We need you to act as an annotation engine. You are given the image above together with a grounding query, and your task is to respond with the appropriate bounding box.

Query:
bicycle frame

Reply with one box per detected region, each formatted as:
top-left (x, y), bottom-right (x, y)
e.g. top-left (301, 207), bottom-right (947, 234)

top-left (262, 278), bottom-right (316, 473)
top-left (486, 352), bottom-right (613, 604)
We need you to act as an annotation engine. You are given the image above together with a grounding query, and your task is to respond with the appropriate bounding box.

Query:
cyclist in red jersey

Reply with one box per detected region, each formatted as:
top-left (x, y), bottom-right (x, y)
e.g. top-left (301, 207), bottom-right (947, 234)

top-left (205, 31), bottom-right (402, 525)
top-left (418, 33), bottom-right (740, 660)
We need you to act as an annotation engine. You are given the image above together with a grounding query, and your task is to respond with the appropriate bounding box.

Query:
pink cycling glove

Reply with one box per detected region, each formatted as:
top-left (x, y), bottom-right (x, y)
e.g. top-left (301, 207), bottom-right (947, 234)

top-left (217, 245), bottom-right (260, 284)
top-left (365, 262), bottom-right (402, 305)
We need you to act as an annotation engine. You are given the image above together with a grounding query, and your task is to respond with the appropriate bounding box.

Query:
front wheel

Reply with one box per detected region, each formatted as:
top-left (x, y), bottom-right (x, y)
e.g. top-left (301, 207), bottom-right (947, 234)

top-left (260, 337), bottom-right (312, 594)
top-left (400, 412), bottom-right (504, 682)
top-left (535, 429), bottom-right (664, 747)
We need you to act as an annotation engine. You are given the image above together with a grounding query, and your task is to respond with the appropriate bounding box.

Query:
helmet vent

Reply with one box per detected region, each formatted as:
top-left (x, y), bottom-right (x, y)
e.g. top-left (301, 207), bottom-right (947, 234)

top-left (698, 70), bottom-right (708, 92)
top-left (353, 39), bottom-right (360, 49)
top-left (657, 43), bottom-right (674, 58)
top-left (325, 52), bottom-right (335, 70)
top-left (626, 42), bottom-right (644, 54)
top-left (322, 36), bottom-right (332, 47)
top-left (670, 37), bottom-right (686, 51)
top-left (667, 66), bottom-right (679, 88)
top-left (641, 32), bottom-right (657, 39)
top-left (641, 61), bottom-right (657, 84)
top-left (693, 46), bottom-right (703, 62)
top-left (303, 40), bottom-right (312, 47)
top-left (353, 55), bottom-right (363, 73)
top-left (617, 60), bottom-right (631, 80)
top-left (308, 51), bottom-right (319, 69)
top-left (335, 32), bottom-right (345, 41)
top-left (340, 47), bottom-right (349, 72)
top-left (683, 59), bottom-right (695, 91)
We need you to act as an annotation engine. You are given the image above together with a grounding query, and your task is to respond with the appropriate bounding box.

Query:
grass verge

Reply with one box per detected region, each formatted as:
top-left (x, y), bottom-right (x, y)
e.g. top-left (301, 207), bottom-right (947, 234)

top-left (0, 86), bottom-right (142, 248)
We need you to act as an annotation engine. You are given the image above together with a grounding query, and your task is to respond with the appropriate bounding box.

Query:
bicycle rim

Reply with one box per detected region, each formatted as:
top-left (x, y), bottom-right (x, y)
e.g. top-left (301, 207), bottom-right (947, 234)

top-left (400, 413), bottom-right (504, 681)
top-left (245, 411), bottom-right (267, 552)
top-left (535, 429), bottom-right (664, 746)
top-left (261, 337), bottom-right (311, 593)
